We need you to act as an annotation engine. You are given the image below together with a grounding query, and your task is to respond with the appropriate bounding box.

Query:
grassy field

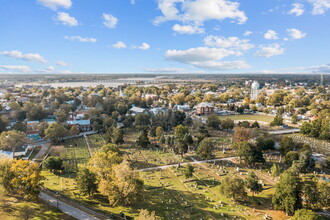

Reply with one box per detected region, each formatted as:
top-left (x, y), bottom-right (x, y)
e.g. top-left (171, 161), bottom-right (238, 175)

top-left (40, 130), bottom-right (291, 219)
top-left (217, 114), bottom-right (274, 123)
top-left (0, 186), bottom-right (74, 220)
top-left (49, 138), bottom-right (91, 173)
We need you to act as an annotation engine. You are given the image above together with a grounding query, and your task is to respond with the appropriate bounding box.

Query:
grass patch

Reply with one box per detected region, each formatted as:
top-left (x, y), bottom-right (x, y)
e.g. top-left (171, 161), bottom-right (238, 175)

top-left (217, 114), bottom-right (274, 123)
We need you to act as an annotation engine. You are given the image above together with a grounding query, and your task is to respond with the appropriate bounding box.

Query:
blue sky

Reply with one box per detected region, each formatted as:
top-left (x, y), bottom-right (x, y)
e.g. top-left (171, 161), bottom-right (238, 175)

top-left (0, 0), bottom-right (330, 74)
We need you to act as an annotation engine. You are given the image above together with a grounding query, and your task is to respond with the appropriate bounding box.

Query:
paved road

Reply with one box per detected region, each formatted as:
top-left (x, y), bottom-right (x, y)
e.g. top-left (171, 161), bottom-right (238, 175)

top-left (139, 157), bottom-right (237, 171)
top-left (40, 191), bottom-right (100, 220)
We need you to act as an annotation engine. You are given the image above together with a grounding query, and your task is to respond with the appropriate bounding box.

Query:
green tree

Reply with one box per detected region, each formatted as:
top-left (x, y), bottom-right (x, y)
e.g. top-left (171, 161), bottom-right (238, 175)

top-left (207, 114), bottom-right (220, 129)
top-left (76, 167), bottom-right (98, 196)
top-left (196, 139), bottom-right (215, 159)
top-left (221, 118), bottom-right (234, 130)
top-left (219, 176), bottom-right (247, 202)
top-left (256, 136), bottom-right (275, 151)
top-left (184, 164), bottom-right (194, 179)
top-left (44, 122), bottom-right (68, 144)
top-left (0, 115), bottom-right (9, 132)
top-left (271, 163), bottom-right (281, 177)
top-left (318, 181), bottom-right (330, 208)
top-left (155, 126), bottom-right (164, 141)
top-left (272, 169), bottom-right (302, 215)
top-left (111, 128), bottom-right (124, 145)
top-left (232, 142), bottom-right (264, 165)
top-left (174, 125), bottom-right (189, 140)
top-left (279, 136), bottom-right (295, 155)
top-left (245, 171), bottom-right (262, 196)
top-left (291, 209), bottom-right (321, 220)
top-left (136, 130), bottom-right (150, 148)
top-left (303, 177), bottom-right (319, 209)
top-left (43, 156), bottom-right (64, 173)
top-left (284, 151), bottom-right (299, 167)
top-left (270, 114), bottom-right (284, 126)
top-left (291, 115), bottom-right (298, 124)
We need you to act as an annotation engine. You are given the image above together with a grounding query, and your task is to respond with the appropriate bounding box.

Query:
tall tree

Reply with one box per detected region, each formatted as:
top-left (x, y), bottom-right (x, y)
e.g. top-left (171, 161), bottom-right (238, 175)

top-left (245, 172), bottom-right (262, 196)
top-left (196, 139), bottom-right (215, 160)
top-left (272, 169), bottom-right (303, 215)
top-left (44, 122), bottom-right (68, 144)
top-left (207, 114), bottom-right (220, 129)
top-left (219, 176), bottom-right (247, 202)
top-left (76, 167), bottom-right (98, 197)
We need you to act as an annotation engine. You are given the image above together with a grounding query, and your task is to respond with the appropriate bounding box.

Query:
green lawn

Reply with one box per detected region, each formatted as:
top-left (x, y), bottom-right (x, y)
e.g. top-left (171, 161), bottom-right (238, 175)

top-left (0, 186), bottom-right (74, 220)
top-left (217, 114), bottom-right (274, 123)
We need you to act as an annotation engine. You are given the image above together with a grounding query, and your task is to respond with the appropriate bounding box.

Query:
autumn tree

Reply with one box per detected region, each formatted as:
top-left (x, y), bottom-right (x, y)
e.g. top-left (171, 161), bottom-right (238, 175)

top-left (0, 130), bottom-right (28, 157)
top-left (88, 144), bottom-right (122, 178)
top-left (136, 209), bottom-right (158, 220)
top-left (98, 160), bottom-right (143, 205)
top-left (0, 159), bottom-right (43, 200)
top-left (70, 125), bottom-right (80, 136)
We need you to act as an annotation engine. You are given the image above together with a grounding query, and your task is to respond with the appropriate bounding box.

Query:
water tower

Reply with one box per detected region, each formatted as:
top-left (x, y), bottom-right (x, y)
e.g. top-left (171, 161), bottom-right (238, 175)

top-left (250, 81), bottom-right (259, 100)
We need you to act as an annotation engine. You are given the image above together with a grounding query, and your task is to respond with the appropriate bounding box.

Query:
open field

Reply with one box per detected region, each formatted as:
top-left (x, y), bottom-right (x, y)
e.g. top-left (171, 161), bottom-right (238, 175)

top-left (0, 186), bottom-right (74, 220)
top-left (49, 138), bottom-right (91, 173)
top-left (217, 114), bottom-right (274, 123)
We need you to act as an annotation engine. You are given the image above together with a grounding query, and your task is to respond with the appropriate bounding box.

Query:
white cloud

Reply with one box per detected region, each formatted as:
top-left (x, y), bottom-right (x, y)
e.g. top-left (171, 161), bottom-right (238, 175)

top-left (308, 0), bottom-right (330, 15)
top-left (130, 0), bottom-right (136, 4)
top-left (164, 47), bottom-right (248, 70)
top-left (56, 61), bottom-right (69, 66)
top-left (203, 35), bottom-right (254, 51)
top-left (154, 0), bottom-right (247, 25)
top-left (243, 31), bottom-right (252, 36)
top-left (255, 44), bottom-right (285, 57)
top-left (64, 36), bottom-right (97, 43)
top-left (37, 0), bottom-right (72, 10)
top-left (103, 13), bottom-right (118, 28)
top-left (0, 65), bottom-right (31, 72)
top-left (172, 24), bottom-right (204, 34)
top-left (287, 28), bottom-right (306, 39)
top-left (288, 3), bottom-right (305, 16)
top-left (165, 47), bottom-right (237, 63)
top-left (0, 50), bottom-right (47, 63)
top-left (144, 68), bottom-right (186, 73)
top-left (112, 41), bottom-right (127, 49)
top-left (56, 12), bottom-right (78, 26)
top-left (191, 60), bottom-right (250, 70)
top-left (264, 30), bottom-right (279, 40)
top-left (134, 42), bottom-right (150, 50)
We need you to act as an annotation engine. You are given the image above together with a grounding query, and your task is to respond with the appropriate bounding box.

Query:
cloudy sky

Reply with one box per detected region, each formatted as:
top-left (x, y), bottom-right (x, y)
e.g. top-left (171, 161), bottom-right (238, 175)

top-left (1, 0), bottom-right (330, 74)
